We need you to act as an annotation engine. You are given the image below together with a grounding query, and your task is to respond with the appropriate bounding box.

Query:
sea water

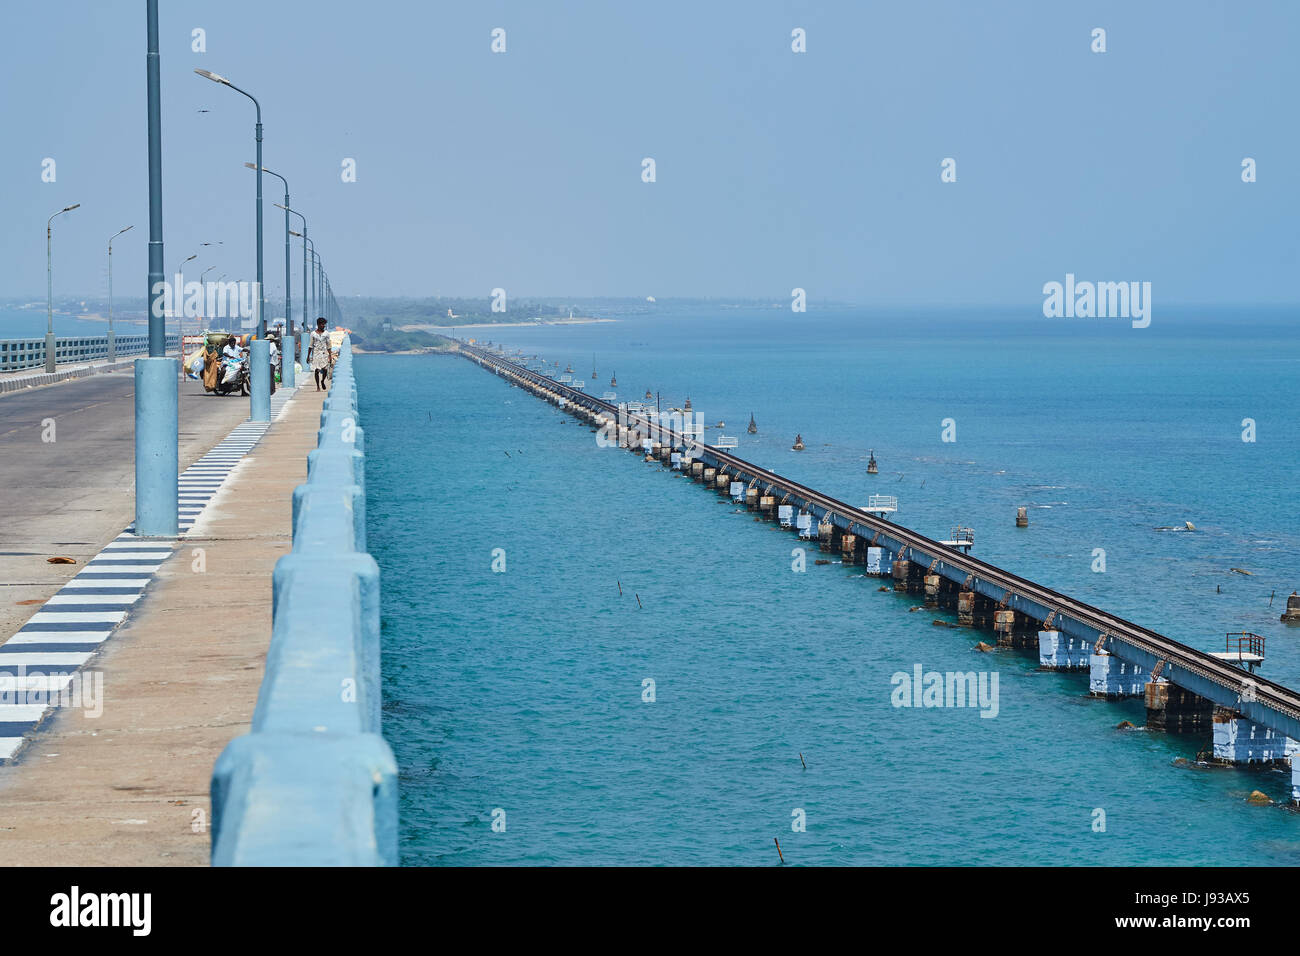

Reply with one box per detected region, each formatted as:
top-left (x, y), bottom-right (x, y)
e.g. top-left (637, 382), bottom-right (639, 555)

top-left (360, 306), bottom-right (1300, 865)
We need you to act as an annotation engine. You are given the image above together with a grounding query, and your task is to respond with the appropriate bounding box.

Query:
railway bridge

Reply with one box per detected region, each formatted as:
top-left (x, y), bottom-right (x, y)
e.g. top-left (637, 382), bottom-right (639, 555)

top-left (459, 341), bottom-right (1300, 804)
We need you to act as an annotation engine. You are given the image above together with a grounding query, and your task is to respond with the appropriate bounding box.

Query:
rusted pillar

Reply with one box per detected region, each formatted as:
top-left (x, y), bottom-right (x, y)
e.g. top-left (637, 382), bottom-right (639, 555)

top-left (818, 518), bottom-right (835, 552)
top-left (1144, 680), bottom-right (1215, 732)
top-left (958, 590), bottom-right (976, 626)
top-left (924, 574), bottom-right (941, 607)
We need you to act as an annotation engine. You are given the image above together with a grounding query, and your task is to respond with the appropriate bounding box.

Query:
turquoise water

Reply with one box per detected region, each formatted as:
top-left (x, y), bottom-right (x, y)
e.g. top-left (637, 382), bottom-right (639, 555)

top-left (0, 306), bottom-right (141, 338)
top-left (360, 307), bottom-right (1300, 865)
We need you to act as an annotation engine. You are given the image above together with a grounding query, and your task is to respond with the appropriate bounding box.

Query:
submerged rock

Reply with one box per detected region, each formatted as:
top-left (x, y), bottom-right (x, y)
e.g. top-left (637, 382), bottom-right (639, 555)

top-left (1246, 790), bottom-right (1272, 805)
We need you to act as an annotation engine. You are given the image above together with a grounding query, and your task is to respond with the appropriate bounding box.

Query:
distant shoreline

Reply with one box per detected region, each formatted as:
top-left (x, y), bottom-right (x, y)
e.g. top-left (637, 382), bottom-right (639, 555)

top-left (399, 317), bottom-right (616, 332)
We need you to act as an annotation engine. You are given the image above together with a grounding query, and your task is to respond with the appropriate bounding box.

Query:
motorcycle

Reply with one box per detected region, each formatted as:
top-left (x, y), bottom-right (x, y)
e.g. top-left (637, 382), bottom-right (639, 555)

top-left (212, 356), bottom-right (248, 396)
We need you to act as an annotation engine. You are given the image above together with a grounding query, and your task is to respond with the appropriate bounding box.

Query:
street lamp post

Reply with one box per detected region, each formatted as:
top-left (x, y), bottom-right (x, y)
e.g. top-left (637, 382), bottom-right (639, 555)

top-left (216, 273), bottom-right (228, 330)
top-left (45, 203), bottom-right (80, 372)
top-left (175, 252), bottom-right (196, 355)
top-left (252, 166), bottom-right (294, 387)
top-left (304, 239), bottom-right (319, 369)
top-left (195, 68), bottom-right (270, 420)
top-left (194, 264), bottom-right (216, 367)
top-left (279, 204), bottom-right (308, 369)
top-left (107, 224), bottom-right (132, 362)
top-left (195, 69), bottom-right (265, 337)
top-left (300, 237), bottom-right (318, 318)
top-left (138, 0), bottom-right (178, 537)
top-left (312, 250), bottom-right (322, 323)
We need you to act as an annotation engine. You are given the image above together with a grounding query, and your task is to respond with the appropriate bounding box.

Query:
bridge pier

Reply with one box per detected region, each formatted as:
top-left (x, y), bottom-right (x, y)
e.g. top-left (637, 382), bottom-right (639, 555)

top-left (1089, 651), bottom-right (1150, 698)
top-left (891, 558), bottom-right (922, 594)
top-left (1144, 679), bottom-right (1215, 732)
top-left (841, 532), bottom-right (860, 565)
top-left (1038, 629), bottom-right (1092, 670)
top-left (957, 590), bottom-right (995, 627)
top-left (1211, 711), bottom-right (1296, 765)
top-left (994, 609), bottom-right (1039, 649)
top-left (924, 573), bottom-right (941, 607)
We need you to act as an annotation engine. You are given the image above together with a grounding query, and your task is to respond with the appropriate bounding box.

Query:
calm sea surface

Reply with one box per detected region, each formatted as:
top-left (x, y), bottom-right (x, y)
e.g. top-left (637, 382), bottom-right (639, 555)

top-left (0, 306), bottom-right (143, 338)
top-left (359, 306), bottom-right (1300, 865)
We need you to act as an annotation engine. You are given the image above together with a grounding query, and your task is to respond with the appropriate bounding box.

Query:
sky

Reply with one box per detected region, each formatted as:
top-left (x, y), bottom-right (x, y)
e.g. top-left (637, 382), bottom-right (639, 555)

top-left (2, 0), bottom-right (1298, 308)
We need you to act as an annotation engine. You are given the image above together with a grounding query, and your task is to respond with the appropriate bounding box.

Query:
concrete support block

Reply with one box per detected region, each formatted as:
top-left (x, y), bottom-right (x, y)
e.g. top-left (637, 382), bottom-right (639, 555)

top-left (133, 357), bottom-right (179, 537)
top-left (1038, 629), bottom-right (1091, 670)
top-left (1212, 712), bottom-right (1298, 764)
top-left (1089, 652), bottom-right (1149, 698)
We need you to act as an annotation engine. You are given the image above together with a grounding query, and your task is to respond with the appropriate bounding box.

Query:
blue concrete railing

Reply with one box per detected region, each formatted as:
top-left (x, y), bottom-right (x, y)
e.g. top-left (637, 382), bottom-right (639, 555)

top-left (210, 338), bottom-right (397, 865)
top-left (0, 333), bottom-right (181, 371)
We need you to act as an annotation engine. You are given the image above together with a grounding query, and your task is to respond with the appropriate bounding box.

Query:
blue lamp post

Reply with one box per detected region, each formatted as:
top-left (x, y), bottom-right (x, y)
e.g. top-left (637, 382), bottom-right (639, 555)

top-left (194, 69), bottom-right (265, 338)
top-left (106, 225), bottom-right (132, 362)
top-left (138, 0), bottom-right (178, 537)
top-left (249, 165), bottom-right (294, 386)
top-left (45, 203), bottom-right (80, 372)
top-left (278, 203), bottom-right (309, 369)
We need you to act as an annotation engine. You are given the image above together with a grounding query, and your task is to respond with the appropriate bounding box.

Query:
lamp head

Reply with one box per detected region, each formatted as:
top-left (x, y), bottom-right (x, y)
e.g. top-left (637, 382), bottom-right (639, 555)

top-left (194, 68), bottom-right (229, 85)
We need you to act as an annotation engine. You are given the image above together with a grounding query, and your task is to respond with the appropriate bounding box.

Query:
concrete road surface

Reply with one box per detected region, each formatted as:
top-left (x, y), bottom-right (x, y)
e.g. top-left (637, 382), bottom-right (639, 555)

top-left (0, 372), bottom-right (251, 638)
